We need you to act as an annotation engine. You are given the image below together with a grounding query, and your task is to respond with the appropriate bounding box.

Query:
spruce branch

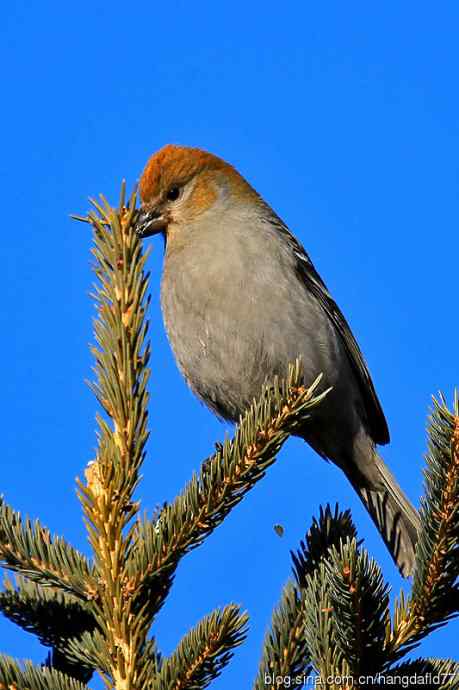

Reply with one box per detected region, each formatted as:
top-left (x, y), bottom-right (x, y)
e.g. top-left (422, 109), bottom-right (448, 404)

top-left (141, 639), bottom-right (162, 678)
top-left (0, 499), bottom-right (95, 599)
top-left (65, 628), bottom-right (113, 677)
top-left (0, 575), bottom-right (95, 682)
top-left (302, 561), bottom-right (341, 685)
top-left (45, 648), bottom-right (93, 685)
top-left (254, 506), bottom-right (356, 689)
top-left (151, 605), bottom-right (248, 690)
top-left (0, 656), bottom-right (89, 690)
top-left (292, 504), bottom-right (359, 588)
top-left (324, 539), bottom-right (390, 678)
top-left (253, 582), bottom-right (311, 690)
top-left (74, 186), bottom-right (154, 688)
top-left (387, 394), bottom-right (459, 657)
top-left (291, 507), bottom-right (363, 687)
top-left (412, 395), bottom-right (459, 621)
top-left (126, 365), bottom-right (329, 616)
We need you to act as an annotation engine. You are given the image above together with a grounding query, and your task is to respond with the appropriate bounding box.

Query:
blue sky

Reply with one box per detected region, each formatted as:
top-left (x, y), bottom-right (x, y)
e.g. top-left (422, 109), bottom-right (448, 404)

top-left (1, 1), bottom-right (458, 686)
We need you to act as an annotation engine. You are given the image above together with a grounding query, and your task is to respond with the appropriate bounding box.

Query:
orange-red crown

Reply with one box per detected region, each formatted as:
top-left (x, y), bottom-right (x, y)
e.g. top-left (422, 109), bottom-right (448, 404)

top-left (139, 145), bottom-right (231, 203)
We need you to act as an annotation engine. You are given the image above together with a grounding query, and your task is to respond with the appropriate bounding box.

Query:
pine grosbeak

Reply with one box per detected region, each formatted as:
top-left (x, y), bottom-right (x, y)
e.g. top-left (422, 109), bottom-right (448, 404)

top-left (135, 144), bottom-right (420, 576)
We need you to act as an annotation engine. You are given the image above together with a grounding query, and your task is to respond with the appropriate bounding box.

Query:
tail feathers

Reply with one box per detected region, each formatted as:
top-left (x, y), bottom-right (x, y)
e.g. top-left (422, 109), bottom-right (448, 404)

top-left (345, 451), bottom-right (421, 578)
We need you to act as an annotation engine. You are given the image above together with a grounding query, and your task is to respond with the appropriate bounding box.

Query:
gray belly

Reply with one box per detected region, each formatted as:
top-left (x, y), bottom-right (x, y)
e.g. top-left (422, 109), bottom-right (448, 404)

top-left (160, 240), bottom-right (351, 422)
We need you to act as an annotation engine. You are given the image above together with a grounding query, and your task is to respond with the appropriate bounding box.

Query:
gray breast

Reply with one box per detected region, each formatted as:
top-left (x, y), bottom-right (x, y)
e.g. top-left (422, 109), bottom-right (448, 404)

top-left (160, 218), bottom-right (350, 422)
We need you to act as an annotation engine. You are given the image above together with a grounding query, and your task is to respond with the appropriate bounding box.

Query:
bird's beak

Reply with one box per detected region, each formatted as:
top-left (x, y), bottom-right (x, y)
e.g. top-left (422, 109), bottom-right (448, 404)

top-left (135, 207), bottom-right (167, 237)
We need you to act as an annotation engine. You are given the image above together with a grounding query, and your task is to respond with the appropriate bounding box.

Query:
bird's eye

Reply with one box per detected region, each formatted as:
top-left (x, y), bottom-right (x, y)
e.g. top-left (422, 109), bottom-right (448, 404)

top-left (166, 186), bottom-right (181, 201)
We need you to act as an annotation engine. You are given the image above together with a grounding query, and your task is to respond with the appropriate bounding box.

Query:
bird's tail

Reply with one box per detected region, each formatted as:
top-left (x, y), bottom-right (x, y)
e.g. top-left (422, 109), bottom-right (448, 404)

top-left (343, 442), bottom-right (420, 578)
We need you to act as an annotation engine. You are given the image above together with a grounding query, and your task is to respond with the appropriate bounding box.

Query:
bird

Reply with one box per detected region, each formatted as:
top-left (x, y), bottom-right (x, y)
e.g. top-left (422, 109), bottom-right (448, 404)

top-left (135, 144), bottom-right (420, 577)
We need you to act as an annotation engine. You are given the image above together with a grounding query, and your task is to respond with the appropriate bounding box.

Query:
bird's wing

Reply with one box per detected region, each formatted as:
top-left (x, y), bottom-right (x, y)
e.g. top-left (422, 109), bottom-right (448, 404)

top-left (274, 218), bottom-right (389, 445)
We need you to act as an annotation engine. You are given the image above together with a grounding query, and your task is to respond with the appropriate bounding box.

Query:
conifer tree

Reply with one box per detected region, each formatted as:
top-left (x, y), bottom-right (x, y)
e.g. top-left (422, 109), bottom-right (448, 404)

top-left (0, 187), bottom-right (457, 689)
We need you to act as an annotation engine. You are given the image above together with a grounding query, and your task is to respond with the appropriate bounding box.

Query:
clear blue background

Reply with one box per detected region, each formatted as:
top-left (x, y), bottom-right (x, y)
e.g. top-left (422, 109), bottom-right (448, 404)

top-left (1, 1), bottom-right (458, 686)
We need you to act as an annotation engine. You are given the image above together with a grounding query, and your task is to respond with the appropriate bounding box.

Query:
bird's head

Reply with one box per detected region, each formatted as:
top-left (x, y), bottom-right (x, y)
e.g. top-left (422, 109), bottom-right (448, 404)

top-left (135, 144), bottom-right (261, 241)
